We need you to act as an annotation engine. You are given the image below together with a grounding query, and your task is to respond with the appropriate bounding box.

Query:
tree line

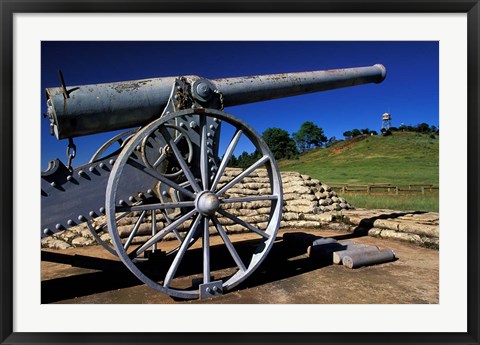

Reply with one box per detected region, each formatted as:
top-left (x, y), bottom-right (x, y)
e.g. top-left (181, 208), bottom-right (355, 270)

top-left (228, 121), bottom-right (439, 168)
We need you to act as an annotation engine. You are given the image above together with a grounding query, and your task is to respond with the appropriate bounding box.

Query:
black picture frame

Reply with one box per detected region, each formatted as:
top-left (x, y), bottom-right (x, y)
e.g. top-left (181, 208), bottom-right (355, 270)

top-left (1, 1), bottom-right (479, 344)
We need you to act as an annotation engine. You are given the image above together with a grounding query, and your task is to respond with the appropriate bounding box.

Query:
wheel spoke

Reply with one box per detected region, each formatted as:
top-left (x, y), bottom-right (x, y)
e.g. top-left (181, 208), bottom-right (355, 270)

top-left (202, 217), bottom-right (211, 284)
top-left (157, 208), bottom-right (184, 243)
top-left (131, 209), bottom-right (197, 257)
top-left (159, 126), bottom-right (201, 193)
top-left (211, 216), bottom-right (247, 272)
top-left (152, 152), bottom-right (166, 168)
top-left (220, 195), bottom-right (278, 204)
top-left (152, 133), bottom-right (184, 168)
top-left (98, 200), bottom-right (144, 231)
top-left (128, 159), bottom-right (196, 199)
top-left (124, 210), bottom-right (147, 250)
top-left (118, 200), bottom-right (195, 212)
top-left (151, 209), bottom-right (158, 252)
top-left (200, 118), bottom-right (209, 190)
top-left (164, 213), bottom-right (203, 288)
top-left (216, 155), bottom-right (270, 196)
top-left (217, 209), bottom-right (270, 239)
top-left (210, 129), bottom-right (242, 192)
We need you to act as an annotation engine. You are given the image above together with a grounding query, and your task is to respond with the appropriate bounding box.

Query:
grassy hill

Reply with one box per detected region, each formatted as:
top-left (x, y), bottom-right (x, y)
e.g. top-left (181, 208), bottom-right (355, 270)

top-left (278, 131), bottom-right (439, 186)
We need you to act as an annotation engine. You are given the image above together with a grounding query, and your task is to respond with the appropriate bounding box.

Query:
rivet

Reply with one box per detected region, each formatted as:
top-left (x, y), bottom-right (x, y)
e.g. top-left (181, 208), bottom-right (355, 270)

top-left (43, 228), bottom-right (52, 235)
top-left (67, 219), bottom-right (75, 226)
top-left (119, 200), bottom-right (127, 206)
top-left (176, 85), bottom-right (181, 90)
top-left (212, 286), bottom-right (219, 292)
top-left (210, 176), bottom-right (215, 181)
top-left (206, 287), bottom-right (211, 293)
top-left (191, 104), bottom-right (196, 109)
top-left (89, 211), bottom-right (97, 217)
top-left (179, 122), bottom-right (186, 128)
top-left (210, 166), bottom-right (216, 172)
top-left (174, 94), bottom-right (179, 100)
top-left (207, 133), bottom-right (212, 138)
top-left (50, 181), bottom-right (56, 187)
top-left (99, 207), bottom-right (106, 214)
top-left (136, 145), bottom-right (141, 151)
top-left (189, 121), bottom-right (197, 128)
top-left (99, 162), bottom-right (105, 169)
top-left (89, 166), bottom-right (96, 172)
top-left (162, 191), bottom-right (167, 196)
top-left (55, 224), bottom-right (62, 230)
top-left (67, 175), bottom-right (73, 181)
top-left (138, 193), bottom-right (145, 199)
top-left (166, 111), bottom-right (170, 115)
top-left (109, 159), bottom-right (115, 165)
top-left (78, 215), bottom-right (87, 222)
top-left (129, 196), bottom-right (135, 202)
top-left (147, 189), bottom-right (153, 195)
top-left (214, 118), bottom-right (219, 123)
top-left (209, 124), bottom-right (214, 130)
top-left (78, 170), bottom-right (86, 177)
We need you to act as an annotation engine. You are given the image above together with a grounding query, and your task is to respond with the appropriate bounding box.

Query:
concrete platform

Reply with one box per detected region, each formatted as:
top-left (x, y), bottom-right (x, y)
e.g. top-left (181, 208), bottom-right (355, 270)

top-left (41, 228), bottom-right (438, 304)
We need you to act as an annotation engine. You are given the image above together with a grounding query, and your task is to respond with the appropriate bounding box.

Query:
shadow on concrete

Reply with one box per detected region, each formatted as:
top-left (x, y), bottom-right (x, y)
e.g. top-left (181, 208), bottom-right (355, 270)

top-left (41, 237), bottom-right (332, 303)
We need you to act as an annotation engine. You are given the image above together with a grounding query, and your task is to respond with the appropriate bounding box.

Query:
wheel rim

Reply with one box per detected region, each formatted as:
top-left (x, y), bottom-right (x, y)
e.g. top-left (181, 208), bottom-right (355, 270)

top-left (106, 109), bottom-right (283, 299)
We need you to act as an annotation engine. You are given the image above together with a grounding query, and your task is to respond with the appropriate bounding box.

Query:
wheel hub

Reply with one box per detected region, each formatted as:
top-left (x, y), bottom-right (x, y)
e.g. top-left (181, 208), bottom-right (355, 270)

top-left (195, 191), bottom-right (220, 216)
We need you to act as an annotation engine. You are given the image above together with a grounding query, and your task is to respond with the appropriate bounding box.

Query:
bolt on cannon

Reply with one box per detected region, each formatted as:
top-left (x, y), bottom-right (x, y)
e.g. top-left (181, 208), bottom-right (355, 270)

top-left (41, 64), bottom-right (387, 299)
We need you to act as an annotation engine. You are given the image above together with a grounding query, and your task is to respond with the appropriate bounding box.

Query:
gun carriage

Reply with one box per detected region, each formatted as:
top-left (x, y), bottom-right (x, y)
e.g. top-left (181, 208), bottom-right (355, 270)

top-left (42, 64), bottom-right (386, 299)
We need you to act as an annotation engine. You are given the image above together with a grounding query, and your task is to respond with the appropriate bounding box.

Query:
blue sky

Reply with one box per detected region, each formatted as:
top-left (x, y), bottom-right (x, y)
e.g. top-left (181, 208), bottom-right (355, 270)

top-left (41, 41), bottom-right (438, 169)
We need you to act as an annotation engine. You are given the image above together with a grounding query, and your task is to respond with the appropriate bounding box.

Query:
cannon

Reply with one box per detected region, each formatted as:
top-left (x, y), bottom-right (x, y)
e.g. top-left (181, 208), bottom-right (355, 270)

top-left (41, 64), bottom-right (386, 299)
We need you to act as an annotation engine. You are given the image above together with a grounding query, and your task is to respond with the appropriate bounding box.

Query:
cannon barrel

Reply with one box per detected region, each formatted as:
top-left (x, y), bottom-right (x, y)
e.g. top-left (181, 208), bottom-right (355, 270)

top-left (46, 64), bottom-right (386, 139)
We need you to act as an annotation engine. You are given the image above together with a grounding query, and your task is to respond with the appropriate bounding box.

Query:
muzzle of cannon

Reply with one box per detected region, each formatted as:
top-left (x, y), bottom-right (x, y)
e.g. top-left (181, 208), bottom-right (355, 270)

top-left (41, 64), bottom-right (386, 299)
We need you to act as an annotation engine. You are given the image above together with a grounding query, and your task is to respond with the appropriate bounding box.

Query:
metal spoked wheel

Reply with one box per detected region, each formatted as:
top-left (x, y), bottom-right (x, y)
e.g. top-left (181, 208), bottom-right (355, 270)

top-left (89, 128), bottom-right (139, 163)
top-left (106, 109), bottom-right (283, 299)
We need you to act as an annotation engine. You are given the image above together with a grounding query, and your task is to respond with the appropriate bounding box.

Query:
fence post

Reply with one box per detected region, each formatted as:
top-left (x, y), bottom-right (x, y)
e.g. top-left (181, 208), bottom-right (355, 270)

top-left (421, 186), bottom-right (425, 195)
top-left (395, 186), bottom-right (399, 195)
top-left (367, 185), bottom-right (370, 193)
top-left (342, 186), bottom-right (345, 193)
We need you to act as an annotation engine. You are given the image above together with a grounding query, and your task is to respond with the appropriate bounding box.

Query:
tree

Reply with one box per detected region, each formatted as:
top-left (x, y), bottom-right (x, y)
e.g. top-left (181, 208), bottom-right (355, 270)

top-left (227, 153), bottom-right (238, 167)
top-left (361, 128), bottom-right (370, 135)
top-left (343, 130), bottom-right (352, 139)
top-left (292, 121), bottom-right (327, 152)
top-left (326, 136), bottom-right (339, 147)
top-left (351, 129), bottom-right (361, 137)
top-left (416, 122), bottom-right (430, 133)
top-left (236, 150), bottom-right (261, 169)
top-left (262, 128), bottom-right (298, 160)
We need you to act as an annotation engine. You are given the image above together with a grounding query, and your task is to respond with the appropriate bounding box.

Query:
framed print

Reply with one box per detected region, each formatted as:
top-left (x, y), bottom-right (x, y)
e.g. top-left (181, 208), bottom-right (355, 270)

top-left (1, 1), bottom-right (479, 344)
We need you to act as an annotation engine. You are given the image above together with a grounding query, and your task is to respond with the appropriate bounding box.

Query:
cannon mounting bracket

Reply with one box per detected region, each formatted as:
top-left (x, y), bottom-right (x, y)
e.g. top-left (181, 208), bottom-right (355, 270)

top-left (199, 280), bottom-right (224, 299)
top-left (162, 76), bottom-right (223, 117)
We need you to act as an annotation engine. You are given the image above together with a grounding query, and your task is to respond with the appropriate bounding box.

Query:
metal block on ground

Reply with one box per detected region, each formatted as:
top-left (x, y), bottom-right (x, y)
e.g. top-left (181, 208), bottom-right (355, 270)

top-left (342, 248), bottom-right (396, 269)
top-left (332, 245), bottom-right (379, 264)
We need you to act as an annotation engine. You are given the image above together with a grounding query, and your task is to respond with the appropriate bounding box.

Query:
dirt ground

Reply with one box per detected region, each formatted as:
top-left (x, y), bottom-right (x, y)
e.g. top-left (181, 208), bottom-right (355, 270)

top-left (41, 228), bottom-right (438, 304)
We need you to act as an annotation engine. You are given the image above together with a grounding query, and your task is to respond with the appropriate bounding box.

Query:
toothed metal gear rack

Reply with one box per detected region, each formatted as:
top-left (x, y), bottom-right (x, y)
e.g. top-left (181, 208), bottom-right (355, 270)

top-left (41, 64), bottom-right (387, 299)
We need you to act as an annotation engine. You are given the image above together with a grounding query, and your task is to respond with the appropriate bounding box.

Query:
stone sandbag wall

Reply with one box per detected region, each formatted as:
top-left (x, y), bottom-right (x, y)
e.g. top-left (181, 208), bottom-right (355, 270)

top-left (41, 169), bottom-right (352, 249)
top-left (325, 209), bottom-right (439, 249)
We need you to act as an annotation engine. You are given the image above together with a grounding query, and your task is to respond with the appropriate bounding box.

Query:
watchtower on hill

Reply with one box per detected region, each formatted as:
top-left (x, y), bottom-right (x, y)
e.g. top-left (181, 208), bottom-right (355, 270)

top-left (382, 112), bottom-right (392, 131)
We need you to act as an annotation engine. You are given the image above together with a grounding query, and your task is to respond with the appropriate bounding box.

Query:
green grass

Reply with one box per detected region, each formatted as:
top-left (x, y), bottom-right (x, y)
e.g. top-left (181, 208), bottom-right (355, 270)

top-left (278, 132), bottom-right (439, 212)
top-left (279, 132), bottom-right (439, 185)
top-left (340, 193), bottom-right (439, 212)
